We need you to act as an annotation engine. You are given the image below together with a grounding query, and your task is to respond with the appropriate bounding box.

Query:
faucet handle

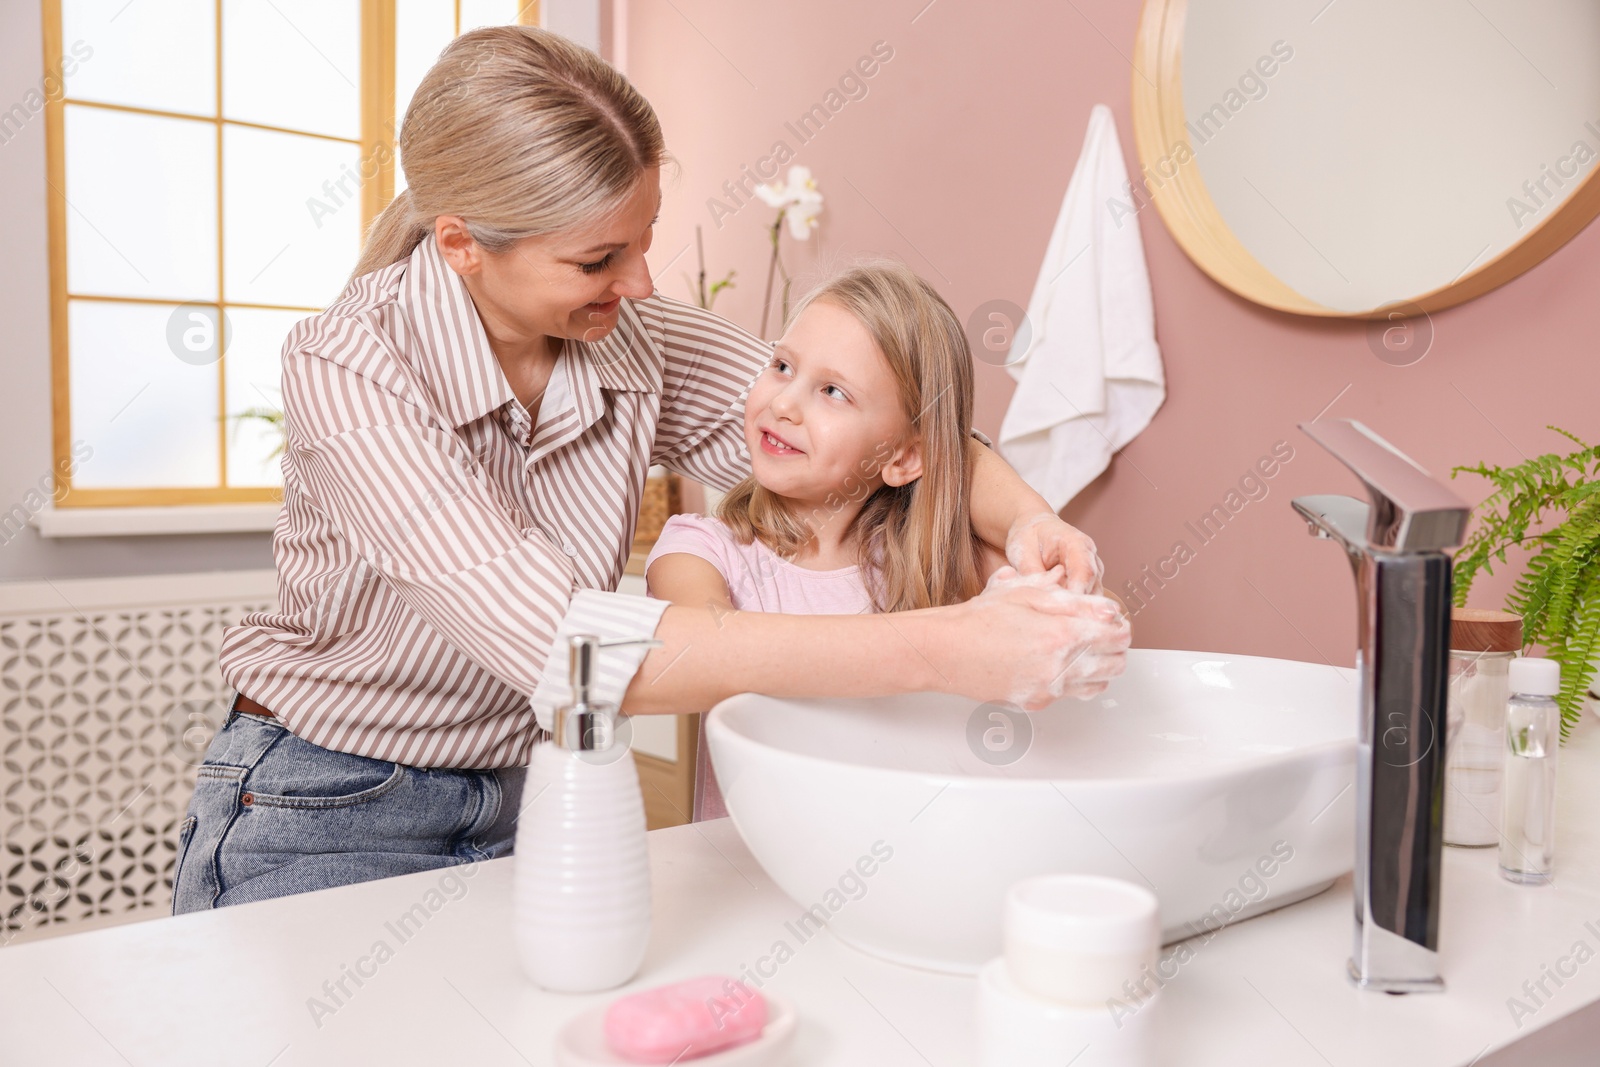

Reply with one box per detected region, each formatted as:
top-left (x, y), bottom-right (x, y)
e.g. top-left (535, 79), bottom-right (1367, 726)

top-left (1297, 419), bottom-right (1471, 553)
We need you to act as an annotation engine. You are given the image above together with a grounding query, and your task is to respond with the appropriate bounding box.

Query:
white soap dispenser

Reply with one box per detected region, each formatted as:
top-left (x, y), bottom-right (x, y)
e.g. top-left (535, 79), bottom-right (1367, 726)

top-left (514, 633), bottom-right (659, 993)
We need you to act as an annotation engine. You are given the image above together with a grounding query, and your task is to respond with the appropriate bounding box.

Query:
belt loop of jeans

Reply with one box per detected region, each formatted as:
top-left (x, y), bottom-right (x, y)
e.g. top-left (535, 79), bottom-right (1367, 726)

top-left (205, 691), bottom-right (288, 771)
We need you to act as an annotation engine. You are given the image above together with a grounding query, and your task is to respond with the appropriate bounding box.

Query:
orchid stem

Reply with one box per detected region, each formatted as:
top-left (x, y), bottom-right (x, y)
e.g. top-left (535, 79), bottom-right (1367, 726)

top-left (759, 213), bottom-right (784, 339)
top-left (695, 225), bottom-right (707, 309)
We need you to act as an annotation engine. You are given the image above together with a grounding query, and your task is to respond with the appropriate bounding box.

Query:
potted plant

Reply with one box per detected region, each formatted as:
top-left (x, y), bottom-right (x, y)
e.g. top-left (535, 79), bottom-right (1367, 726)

top-left (687, 164), bottom-right (824, 335)
top-left (752, 164), bottom-right (824, 338)
top-left (231, 405), bottom-right (286, 459)
top-left (685, 224), bottom-right (736, 311)
top-left (1451, 425), bottom-right (1600, 741)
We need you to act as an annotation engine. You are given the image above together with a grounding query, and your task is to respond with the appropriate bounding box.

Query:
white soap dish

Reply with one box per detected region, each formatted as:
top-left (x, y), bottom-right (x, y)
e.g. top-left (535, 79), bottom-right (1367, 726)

top-left (554, 994), bottom-right (796, 1067)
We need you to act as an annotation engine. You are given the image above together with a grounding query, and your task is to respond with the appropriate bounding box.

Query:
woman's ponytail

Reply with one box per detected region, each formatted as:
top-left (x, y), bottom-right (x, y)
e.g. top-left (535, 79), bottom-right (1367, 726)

top-left (349, 188), bottom-right (431, 284)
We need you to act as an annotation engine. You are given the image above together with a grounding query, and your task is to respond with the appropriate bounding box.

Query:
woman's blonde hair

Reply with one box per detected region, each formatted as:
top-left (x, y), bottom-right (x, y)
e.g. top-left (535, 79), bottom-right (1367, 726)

top-left (718, 262), bottom-right (985, 613)
top-left (350, 25), bottom-right (666, 281)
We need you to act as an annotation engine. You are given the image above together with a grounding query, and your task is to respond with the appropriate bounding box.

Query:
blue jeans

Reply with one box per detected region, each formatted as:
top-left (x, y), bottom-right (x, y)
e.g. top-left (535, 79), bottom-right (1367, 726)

top-left (172, 702), bottom-right (525, 914)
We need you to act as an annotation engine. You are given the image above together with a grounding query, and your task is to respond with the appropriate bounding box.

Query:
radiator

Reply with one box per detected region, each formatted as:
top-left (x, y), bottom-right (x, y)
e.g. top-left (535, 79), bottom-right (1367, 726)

top-left (0, 570), bottom-right (277, 944)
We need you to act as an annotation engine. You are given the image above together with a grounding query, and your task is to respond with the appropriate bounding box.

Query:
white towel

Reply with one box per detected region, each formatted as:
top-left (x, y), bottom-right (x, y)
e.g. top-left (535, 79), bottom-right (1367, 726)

top-left (998, 104), bottom-right (1165, 513)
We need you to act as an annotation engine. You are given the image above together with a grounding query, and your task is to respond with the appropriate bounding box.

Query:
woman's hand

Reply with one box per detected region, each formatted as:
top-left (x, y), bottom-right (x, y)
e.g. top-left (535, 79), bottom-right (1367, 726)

top-left (1005, 513), bottom-right (1105, 595)
top-left (939, 565), bottom-right (1131, 710)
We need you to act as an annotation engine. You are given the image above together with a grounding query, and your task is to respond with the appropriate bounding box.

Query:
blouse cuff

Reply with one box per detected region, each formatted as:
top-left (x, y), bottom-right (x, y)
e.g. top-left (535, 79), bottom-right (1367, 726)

top-left (530, 589), bottom-right (670, 733)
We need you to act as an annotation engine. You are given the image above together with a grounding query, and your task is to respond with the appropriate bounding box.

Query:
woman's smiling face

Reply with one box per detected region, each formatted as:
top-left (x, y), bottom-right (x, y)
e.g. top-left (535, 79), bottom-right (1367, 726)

top-left (745, 299), bottom-right (923, 509)
top-left (438, 168), bottom-right (661, 349)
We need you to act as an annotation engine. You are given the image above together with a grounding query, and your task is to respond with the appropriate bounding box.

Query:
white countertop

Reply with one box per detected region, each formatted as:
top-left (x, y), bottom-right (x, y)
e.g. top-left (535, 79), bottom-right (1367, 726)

top-left (3, 715), bottom-right (1599, 1067)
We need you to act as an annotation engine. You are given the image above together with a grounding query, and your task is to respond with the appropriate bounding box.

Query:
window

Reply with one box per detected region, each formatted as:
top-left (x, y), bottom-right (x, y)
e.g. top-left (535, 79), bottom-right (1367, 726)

top-left (43, 0), bottom-right (535, 507)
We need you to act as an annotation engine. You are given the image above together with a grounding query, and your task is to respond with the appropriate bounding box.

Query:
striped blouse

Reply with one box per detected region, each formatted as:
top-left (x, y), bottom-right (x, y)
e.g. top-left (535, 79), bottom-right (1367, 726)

top-left (218, 233), bottom-right (767, 768)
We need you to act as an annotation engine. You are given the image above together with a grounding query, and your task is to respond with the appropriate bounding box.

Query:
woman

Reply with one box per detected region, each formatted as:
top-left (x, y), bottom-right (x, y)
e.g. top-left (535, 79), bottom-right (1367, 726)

top-left (171, 26), bottom-right (1130, 913)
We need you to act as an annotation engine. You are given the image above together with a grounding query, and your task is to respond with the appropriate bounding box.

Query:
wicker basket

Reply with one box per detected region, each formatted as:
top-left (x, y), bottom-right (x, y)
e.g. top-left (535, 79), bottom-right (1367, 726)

top-left (628, 469), bottom-right (682, 573)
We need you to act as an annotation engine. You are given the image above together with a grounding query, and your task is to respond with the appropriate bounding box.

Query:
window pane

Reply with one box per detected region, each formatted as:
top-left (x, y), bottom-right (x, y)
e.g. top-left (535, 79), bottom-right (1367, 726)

top-left (222, 0), bottom-right (360, 140)
top-left (224, 308), bottom-right (304, 488)
top-left (393, 3), bottom-right (527, 195)
top-left (62, 0), bottom-right (216, 117)
top-left (224, 125), bottom-right (361, 308)
top-left (69, 301), bottom-right (220, 489)
top-left (65, 104), bottom-right (218, 301)
top-left (459, 0), bottom-right (525, 33)
top-left (393, 0), bottom-right (459, 195)
top-left (395, 0), bottom-right (456, 131)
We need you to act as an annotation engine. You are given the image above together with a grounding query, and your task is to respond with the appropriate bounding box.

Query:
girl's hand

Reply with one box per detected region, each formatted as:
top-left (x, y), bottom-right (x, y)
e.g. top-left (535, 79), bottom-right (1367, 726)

top-left (945, 565), bottom-right (1131, 710)
top-left (1005, 513), bottom-right (1105, 595)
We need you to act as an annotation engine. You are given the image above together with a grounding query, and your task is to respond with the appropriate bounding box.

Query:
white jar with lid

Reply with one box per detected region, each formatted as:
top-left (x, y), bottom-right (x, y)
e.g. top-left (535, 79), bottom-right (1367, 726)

top-left (976, 875), bottom-right (1161, 1067)
top-left (1002, 874), bottom-right (1160, 1004)
top-left (1444, 608), bottom-right (1523, 847)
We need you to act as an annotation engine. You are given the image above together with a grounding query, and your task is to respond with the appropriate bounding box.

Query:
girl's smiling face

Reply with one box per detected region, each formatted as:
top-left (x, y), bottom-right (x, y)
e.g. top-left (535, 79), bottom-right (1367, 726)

top-left (745, 299), bottom-right (924, 509)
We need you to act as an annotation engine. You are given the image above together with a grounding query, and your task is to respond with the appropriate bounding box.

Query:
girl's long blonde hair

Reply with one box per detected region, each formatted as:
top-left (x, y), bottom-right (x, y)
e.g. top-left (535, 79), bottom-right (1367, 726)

top-left (350, 25), bottom-right (667, 281)
top-left (718, 262), bottom-right (985, 613)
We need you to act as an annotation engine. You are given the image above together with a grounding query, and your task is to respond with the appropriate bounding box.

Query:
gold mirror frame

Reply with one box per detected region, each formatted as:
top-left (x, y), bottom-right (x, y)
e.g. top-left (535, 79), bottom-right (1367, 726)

top-left (1131, 0), bottom-right (1600, 319)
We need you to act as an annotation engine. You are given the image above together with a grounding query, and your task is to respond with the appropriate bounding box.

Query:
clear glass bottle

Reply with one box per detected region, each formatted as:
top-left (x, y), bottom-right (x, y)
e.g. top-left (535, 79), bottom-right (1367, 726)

top-left (1499, 656), bottom-right (1563, 885)
top-left (1444, 609), bottom-right (1522, 847)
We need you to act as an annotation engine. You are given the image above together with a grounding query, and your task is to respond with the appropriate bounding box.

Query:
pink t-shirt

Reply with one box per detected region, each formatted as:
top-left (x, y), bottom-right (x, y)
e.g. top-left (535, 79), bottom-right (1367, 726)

top-left (644, 513), bottom-right (874, 820)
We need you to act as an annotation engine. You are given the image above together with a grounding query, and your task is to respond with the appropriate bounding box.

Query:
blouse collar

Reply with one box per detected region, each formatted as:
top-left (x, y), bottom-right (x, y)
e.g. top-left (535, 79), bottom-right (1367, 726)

top-left (396, 234), bottom-right (657, 431)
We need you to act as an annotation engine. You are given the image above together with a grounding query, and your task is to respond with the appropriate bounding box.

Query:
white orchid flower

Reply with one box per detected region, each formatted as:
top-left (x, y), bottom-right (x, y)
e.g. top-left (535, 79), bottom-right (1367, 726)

top-left (754, 165), bottom-right (824, 241)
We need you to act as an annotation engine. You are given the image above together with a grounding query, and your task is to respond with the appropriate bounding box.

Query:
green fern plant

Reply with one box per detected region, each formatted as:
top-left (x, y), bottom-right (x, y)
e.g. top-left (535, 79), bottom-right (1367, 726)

top-left (1451, 425), bottom-right (1600, 741)
top-left (230, 407), bottom-right (286, 460)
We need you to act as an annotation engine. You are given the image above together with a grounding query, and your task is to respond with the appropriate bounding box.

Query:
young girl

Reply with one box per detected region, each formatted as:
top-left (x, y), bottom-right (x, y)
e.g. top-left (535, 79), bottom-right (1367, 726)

top-left (644, 261), bottom-right (1024, 819)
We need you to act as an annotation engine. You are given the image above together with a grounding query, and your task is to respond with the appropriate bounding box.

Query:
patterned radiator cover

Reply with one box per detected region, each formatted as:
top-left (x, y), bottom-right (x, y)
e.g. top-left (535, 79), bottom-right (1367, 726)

top-left (0, 571), bottom-right (277, 944)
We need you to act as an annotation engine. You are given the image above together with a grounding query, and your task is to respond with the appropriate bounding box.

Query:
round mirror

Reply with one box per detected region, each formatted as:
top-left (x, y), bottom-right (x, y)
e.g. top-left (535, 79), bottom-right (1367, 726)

top-left (1132, 0), bottom-right (1600, 316)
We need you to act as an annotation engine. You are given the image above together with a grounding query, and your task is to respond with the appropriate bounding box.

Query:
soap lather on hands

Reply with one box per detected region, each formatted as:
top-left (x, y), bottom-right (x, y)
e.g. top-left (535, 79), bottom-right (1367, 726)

top-left (978, 515), bottom-right (1130, 709)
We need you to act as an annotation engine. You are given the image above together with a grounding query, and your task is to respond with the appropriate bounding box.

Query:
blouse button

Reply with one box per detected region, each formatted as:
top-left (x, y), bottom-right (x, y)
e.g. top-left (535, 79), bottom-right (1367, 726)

top-left (563, 544), bottom-right (579, 557)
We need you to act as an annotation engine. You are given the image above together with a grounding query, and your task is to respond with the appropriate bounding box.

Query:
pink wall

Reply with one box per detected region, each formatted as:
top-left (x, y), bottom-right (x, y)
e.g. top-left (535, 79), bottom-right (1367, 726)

top-left (626, 0), bottom-right (1598, 664)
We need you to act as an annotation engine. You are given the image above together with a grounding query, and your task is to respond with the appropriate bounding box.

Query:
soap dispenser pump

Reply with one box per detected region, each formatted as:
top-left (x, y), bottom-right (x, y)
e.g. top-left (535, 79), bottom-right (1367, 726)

top-left (514, 633), bottom-right (660, 993)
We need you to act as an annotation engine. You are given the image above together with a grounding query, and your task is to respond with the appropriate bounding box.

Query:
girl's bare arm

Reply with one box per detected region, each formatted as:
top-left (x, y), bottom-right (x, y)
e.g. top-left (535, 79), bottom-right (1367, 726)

top-left (627, 553), bottom-right (1131, 715)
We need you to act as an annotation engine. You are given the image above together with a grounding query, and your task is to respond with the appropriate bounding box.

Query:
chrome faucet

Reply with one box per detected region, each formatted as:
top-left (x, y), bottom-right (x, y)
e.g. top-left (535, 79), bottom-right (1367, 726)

top-left (1291, 419), bottom-right (1471, 993)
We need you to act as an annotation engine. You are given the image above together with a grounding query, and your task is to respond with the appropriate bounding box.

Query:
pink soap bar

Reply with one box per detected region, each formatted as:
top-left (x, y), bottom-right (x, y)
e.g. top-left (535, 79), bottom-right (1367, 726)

top-left (604, 975), bottom-right (768, 1063)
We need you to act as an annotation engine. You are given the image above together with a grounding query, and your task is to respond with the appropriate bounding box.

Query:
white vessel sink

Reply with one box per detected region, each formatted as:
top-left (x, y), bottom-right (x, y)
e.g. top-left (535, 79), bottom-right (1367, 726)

top-left (705, 648), bottom-right (1358, 973)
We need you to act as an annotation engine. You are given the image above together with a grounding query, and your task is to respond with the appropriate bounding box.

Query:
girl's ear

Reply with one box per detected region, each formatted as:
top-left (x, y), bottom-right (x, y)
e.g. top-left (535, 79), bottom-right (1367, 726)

top-left (881, 438), bottom-right (924, 487)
